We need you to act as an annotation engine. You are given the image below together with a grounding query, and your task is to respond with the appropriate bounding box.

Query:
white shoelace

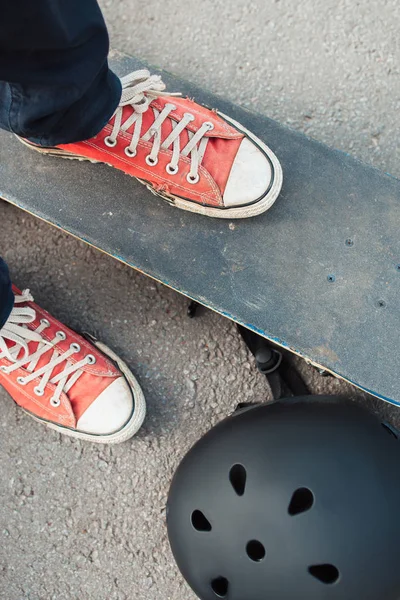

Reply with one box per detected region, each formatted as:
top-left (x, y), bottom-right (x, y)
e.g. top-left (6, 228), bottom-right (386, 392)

top-left (0, 290), bottom-right (95, 407)
top-left (105, 70), bottom-right (214, 183)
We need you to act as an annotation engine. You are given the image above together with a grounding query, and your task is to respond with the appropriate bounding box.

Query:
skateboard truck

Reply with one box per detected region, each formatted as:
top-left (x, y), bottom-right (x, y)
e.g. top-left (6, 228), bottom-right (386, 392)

top-left (246, 336), bottom-right (282, 375)
top-left (237, 325), bottom-right (310, 400)
top-left (187, 300), bottom-right (200, 318)
top-left (187, 299), bottom-right (309, 400)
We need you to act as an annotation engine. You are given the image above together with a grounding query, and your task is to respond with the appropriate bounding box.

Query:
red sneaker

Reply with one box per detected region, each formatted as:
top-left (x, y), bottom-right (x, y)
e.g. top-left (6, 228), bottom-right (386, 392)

top-left (0, 287), bottom-right (146, 443)
top-left (19, 70), bottom-right (283, 219)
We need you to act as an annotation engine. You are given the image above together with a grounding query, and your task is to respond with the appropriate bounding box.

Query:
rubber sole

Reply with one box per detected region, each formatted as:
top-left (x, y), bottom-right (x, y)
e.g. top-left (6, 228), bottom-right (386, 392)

top-left (17, 114), bottom-right (283, 219)
top-left (17, 337), bottom-right (146, 444)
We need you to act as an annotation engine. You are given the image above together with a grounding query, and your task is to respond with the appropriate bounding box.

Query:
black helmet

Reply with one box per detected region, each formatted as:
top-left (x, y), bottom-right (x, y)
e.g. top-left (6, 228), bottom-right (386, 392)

top-left (167, 396), bottom-right (400, 600)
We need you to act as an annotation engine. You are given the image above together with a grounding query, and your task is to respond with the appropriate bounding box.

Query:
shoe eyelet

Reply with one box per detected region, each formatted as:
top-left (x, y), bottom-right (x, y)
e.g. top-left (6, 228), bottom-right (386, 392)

top-left (70, 343), bottom-right (81, 353)
top-left (56, 331), bottom-right (67, 341)
top-left (50, 397), bottom-right (61, 408)
top-left (86, 354), bottom-right (96, 365)
top-left (204, 121), bottom-right (214, 131)
top-left (40, 318), bottom-right (50, 327)
top-left (184, 113), bottom-right (195, 122)
top-left (145, 155), bottom-right (158, 166)
top-left (34, 386), bottom-right (44, 397)
top-left (17, 376), bottom-right (26, 385)
top-left (166, 163), bottom-right (179, 175)
top-left (186, 173), bottom-right (200, 185)
top-left (0, 365), bottom-right (9, 373)
top-left (167, 103), bottom-right (177, 111)
top-left (104, 136), bottom-right (117, 148)
top-left (124, 147), bottom-right (136, 158)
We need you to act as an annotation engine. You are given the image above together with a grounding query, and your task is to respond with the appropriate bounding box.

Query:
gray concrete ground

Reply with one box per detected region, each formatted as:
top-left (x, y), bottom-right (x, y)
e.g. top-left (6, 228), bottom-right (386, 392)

top-left (0, 1), bottom-right (399, 598)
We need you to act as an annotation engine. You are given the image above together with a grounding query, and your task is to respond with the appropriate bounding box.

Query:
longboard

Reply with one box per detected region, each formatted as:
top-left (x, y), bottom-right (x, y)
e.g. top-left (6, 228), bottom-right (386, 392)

top-left (1, 51), bottom-right (399, 406)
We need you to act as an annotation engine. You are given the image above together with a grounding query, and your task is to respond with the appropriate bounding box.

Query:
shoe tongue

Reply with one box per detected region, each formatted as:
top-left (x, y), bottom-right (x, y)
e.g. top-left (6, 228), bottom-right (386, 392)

top-left (4, 322), bottom-right (69, 381)
top-left (4, 338), bottom-right (17, 352)
top-left (5, 335), bottom-right (44, 367)
top-left (118, 104), bottom-right (190, 147)
top-left (118, 101), bottom-right (243, 194)
top-left (4, 332), bottom-right (36, 358)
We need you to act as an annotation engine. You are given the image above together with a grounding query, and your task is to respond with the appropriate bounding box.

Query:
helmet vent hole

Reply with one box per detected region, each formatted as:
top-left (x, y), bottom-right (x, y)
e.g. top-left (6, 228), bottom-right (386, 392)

top-left (211, 576), bottom-right (229, 597)
top-left (308, 564), bottom-right (339, 584)
top-left (288, 487), bottom-right (314, 515)
top-left (381, 422), bottom-right (399, 439)
top-left (191, 510), bottom-right (212, 532)
top-left (246, 540), bottom-right (265, 562)
top-left (229, 464), bottom-right (246, 496)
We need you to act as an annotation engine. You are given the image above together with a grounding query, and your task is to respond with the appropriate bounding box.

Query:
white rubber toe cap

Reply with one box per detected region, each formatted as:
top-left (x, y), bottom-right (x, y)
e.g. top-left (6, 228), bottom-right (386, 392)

top-left (76, 377), bottom-right (134, 435)
top-left (223, 138), bottom-right (272, 207)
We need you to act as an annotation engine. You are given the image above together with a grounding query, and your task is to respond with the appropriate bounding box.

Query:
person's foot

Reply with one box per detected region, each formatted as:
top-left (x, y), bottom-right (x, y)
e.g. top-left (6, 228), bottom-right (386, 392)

top-left (0, 287), bottom-right (146, 443)
top-left (19, 70), bottom-right (283, 219)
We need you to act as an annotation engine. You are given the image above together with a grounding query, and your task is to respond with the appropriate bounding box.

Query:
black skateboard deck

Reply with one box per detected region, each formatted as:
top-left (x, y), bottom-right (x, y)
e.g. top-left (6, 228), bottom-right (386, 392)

top-left (1, 51), bottom-right (399, 406)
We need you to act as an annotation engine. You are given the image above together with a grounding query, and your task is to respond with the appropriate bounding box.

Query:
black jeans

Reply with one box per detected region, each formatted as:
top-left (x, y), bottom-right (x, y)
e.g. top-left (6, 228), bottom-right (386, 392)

top-left (0, 0), bottom-right (121, 146)
top-left (0, 259), bottom-right (13, 329)
top-left (0, 0), bottom-right (121, 325)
